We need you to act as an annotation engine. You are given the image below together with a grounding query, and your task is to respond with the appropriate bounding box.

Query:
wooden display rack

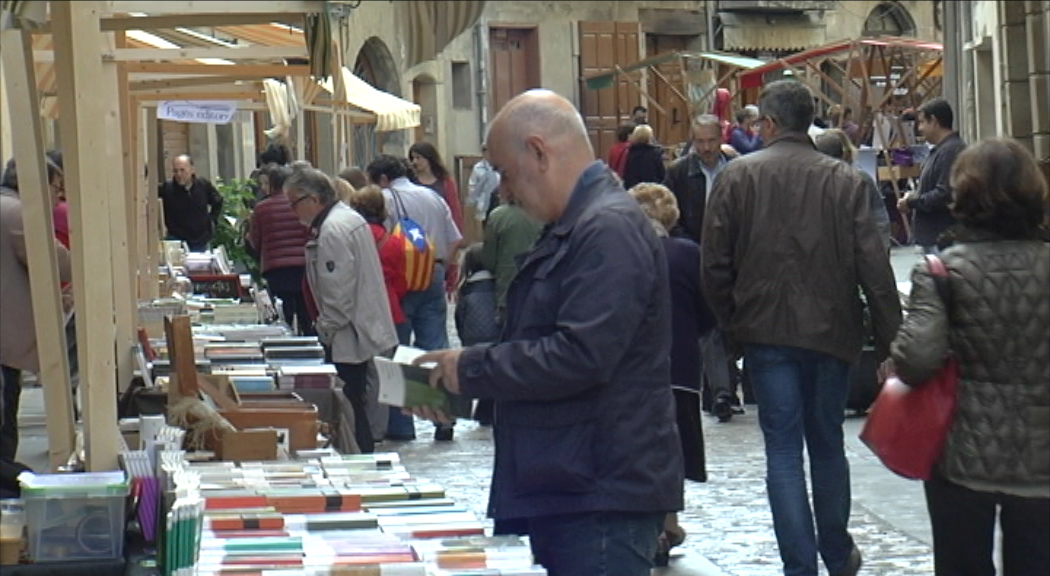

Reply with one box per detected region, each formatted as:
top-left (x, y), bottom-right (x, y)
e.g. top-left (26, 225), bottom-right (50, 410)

top-left (163, 315), bottom-right (319, 458)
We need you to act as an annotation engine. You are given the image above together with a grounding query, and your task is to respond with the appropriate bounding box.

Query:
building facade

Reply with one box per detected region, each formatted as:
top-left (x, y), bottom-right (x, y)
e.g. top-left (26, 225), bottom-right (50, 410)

top-left (943, 1), bottom-right (1049, 162)
top-left (335, 1), bottom-right (940, 187)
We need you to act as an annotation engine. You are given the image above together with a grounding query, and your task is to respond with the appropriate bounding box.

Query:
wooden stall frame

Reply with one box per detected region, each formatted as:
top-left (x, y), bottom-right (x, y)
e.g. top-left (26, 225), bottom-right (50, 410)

top-left (9, 0), bottom-right (429, 470)
top-left (51, 0), bottom-right (121, 471)
top-left (0, 28), bottom-right (76, 470)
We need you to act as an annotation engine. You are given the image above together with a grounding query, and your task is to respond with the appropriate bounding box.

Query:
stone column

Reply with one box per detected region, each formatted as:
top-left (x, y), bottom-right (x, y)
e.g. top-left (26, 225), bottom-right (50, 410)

top-left (1000, 1), bottom-right (1032, 148)
top-left (1026, 1), bottom-right (1050, 160)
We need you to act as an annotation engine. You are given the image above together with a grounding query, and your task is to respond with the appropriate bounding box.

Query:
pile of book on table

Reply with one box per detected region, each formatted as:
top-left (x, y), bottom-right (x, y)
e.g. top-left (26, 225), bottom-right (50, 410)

top-left (155, 451), bottom-right (546, 576)
top-left (147, 329), bottom-right (337, 394)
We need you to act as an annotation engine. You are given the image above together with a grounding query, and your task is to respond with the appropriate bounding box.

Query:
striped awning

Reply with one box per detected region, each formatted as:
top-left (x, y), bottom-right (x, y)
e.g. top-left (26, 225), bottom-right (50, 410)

top-left (719, 12), bottom-right (826, 53)
top-left (398, 0), bottom-right (487, 69)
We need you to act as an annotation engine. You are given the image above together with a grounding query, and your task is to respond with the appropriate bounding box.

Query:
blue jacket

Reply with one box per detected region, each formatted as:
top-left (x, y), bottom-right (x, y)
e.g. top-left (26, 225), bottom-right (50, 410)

top-left (458, 162), bottom-right (684, 520)
top-left (728, 126), bottom-right (763, 155)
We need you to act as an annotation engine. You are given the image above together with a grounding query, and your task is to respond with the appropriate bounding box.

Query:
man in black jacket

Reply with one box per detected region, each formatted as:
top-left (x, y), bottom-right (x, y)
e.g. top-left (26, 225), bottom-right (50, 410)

top-left (159, 154), bottom-right (224, 251)
top-left (411, 90), bottom-right (683, 576)
top-left (664, 115), bottom-right (741, 422)
top-left (898, 98), bottom-right (966, 252)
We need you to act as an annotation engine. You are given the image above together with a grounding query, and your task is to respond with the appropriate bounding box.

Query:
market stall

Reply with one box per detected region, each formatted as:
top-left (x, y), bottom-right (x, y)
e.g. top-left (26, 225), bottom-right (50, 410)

top-left (738, 36), bottom-right (944, 145)
top-left (583, 50), bottom-right (766, 148)
top-left (738, 36), bottom-right (943, 243)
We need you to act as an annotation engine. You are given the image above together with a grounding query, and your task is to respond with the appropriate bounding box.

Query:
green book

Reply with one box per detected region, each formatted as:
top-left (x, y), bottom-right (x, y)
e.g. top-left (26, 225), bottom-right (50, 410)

top-left (374, 357), bottom-right (473, 419)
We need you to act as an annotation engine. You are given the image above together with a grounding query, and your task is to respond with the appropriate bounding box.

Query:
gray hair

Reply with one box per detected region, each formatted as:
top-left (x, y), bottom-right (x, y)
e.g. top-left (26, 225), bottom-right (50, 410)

top-left (284, 164), bottom-right (337, 205)
top-left (759, 80), bottom-right (814, 133)
top-left (1, 151), bottom-right (64, 191)
top-left (693, 114), bottom-right (722, 135)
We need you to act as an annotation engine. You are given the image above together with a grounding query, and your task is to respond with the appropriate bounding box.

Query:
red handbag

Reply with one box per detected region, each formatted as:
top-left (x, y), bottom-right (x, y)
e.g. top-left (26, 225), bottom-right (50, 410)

top-left (859, 255), bottom-right (958, 481)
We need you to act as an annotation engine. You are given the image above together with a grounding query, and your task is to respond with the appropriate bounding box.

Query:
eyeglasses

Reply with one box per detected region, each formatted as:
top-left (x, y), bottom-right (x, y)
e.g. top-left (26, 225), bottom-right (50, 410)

top-left (289, 194), bottom-right (313, 208)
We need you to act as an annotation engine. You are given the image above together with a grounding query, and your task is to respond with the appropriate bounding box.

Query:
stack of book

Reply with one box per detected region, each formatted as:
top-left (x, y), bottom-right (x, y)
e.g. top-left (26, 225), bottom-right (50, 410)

top-left (277, 364), bottom-right (338, 390)
top-left (208, 365), bottom-right (275, 393)
top-left (204, 342), bottom-right (266, 365)
top-left (262, 337), bottom-right (325, 363)
top-left (157, 453), bottom-right (546, 576)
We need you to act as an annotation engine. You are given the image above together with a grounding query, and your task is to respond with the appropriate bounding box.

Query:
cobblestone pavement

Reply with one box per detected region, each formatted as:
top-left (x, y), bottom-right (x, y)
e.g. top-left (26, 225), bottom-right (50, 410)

top-left (16, 248), bottom-right (935, 575)
top-left (387, 409), bottom-right (934, 576)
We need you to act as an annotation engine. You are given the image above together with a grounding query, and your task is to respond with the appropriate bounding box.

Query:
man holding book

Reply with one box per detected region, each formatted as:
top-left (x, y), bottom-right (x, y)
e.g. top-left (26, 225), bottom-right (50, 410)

top-left (414, 90), bottom-right (683, 576)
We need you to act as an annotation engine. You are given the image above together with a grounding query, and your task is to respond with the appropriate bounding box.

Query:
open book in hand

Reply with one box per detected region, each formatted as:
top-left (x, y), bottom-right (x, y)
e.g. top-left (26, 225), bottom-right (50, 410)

top-left (375, 346), bottom-right (473, 419)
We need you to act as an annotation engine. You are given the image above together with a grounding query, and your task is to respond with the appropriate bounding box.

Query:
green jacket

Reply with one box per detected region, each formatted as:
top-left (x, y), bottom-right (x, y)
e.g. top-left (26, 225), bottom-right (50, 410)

top-left (481, 204), bottom-right (542, 311)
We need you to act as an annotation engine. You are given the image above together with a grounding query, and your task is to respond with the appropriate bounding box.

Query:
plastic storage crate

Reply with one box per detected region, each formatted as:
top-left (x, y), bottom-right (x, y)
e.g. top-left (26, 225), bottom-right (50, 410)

top-left (18, 471), bottom-right (129, 562)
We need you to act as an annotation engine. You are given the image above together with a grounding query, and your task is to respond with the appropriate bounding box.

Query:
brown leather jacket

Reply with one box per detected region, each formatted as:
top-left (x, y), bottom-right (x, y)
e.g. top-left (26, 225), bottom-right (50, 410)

top-left (700, 132), bottom-right (902, 363)
top-left (891, 229), bottom-right (1050, 497)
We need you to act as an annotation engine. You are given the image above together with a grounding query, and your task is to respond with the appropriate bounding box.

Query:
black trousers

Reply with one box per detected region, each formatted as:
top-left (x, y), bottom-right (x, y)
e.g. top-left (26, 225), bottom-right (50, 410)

top-left (924, 472), bottom-right (1050, 576)
top-left (335, 361), bottom-right (373, 454)
top-left (1, 365), bottom-right (22, 462)
top-left (264, 267), bottom-right (313, 336)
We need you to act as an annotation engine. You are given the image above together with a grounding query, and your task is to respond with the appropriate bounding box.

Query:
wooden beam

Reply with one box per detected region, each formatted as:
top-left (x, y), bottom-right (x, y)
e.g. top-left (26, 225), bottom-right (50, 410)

top-left (775, 59), bottom-right (837, 111)
top-left (0, 28), bottom-right (76, 471)
top-left (131, 75), bottom-right (263, 92)
top-left (144, 106), bottom-right (160, 299)
top-left (132, 90), bottom-right (264, 101)
top-left (102, 12), bottom-right (304, 31)
top-left (101, 35), bottom-right (137, 396)
top-left (118, 32), bottom-right (139, 301)
top-left (647, 65), bottom-right (688, 109)
top-left (31, 12), bottom-right (307, 34)
top-left (125, 62), bottom-right (310, 77)
top-left (804, 61), bottom-right (846, 101)
top-left (137, 100), bottom-right (273, 112)
top-left (103, 45), bottom-right (308, 62)
top-left (52, 0), bottom-right (120, 472)
top-left (99, 1), bottom-right (324, 16)
top-left (613, 65), bottom-right (667, 116)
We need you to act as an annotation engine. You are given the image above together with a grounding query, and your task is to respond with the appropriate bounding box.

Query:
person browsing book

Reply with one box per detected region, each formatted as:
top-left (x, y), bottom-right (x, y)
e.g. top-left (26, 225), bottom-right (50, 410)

top-left (412, 89), bottom-right (683, 576)
top-left (285, 164), bottom-right (398, 454)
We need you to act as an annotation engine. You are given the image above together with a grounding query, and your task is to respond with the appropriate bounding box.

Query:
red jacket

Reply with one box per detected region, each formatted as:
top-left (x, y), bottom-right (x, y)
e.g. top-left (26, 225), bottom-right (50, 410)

top-left (369, 223), bottom-right (408, 325)
top-left (248, 193), bottom-right (310, 273)
top-left (607, 142), bottom-right (630, 177)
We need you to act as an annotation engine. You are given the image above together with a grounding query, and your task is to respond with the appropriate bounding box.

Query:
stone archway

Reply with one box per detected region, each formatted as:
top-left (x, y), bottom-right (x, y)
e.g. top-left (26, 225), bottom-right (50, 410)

top-left (351, 37), bottom-right (404, 165)
top-left (863, 2), bottom-right (917, 37)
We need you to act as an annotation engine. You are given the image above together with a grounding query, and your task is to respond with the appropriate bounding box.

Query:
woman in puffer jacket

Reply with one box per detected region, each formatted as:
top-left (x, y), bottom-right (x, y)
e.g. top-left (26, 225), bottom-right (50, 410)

top-left (890, 138), bottom-right (1049, 576)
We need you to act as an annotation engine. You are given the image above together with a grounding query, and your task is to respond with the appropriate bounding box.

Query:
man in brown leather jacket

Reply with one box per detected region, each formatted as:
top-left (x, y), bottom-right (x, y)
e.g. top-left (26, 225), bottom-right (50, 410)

top-left (701, 80), bottom-right (902, 576)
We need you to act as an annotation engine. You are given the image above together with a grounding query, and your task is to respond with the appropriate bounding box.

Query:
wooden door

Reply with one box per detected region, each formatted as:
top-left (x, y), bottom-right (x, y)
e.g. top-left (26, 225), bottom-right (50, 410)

top-left (489, 27), bottom-right (540, 115)
top-left (645, 34), bottom-right (691, 147)
top-left (578, 21), bottom-right (640, 160)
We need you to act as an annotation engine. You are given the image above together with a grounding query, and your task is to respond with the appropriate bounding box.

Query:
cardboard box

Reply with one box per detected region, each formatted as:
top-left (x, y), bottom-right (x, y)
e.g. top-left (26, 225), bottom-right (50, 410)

top-left (218, 429), bottom-right (278, 462)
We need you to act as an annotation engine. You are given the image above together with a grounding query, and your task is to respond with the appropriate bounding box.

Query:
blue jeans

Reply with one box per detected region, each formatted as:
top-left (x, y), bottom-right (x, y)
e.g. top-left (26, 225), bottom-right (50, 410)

top-left (397, 263), bottom-right (449, 351)
top-left (745, 345), bottom-right (855, 576)
top-left (528, 511), bottom-right (664, 576)
top-left (388, 267), bottom-right (450, 439)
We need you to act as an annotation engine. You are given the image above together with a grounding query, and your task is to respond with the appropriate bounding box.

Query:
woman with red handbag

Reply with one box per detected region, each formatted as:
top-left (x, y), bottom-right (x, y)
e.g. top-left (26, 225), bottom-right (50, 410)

top-left (889, 138), bottom-right (1050, 576)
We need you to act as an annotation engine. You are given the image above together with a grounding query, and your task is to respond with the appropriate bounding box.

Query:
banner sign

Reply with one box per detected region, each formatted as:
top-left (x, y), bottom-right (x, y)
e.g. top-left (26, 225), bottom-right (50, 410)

top-left (158, 100), bottom-right (238, 124)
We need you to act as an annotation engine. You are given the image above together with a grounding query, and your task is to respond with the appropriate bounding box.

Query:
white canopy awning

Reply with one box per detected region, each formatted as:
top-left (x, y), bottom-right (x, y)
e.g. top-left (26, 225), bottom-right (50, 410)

top-left (322, 67), bottom-right (420, 132)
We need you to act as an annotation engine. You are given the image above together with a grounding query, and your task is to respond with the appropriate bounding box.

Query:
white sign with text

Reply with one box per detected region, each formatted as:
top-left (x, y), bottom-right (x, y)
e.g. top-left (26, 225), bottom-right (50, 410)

top-left (158, 100), bottom-right (238, 124)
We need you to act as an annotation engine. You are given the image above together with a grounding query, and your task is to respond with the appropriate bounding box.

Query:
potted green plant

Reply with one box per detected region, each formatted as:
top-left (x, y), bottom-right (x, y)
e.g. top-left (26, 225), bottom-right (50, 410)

top-left (211, 178), bottom-right (261, 283)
